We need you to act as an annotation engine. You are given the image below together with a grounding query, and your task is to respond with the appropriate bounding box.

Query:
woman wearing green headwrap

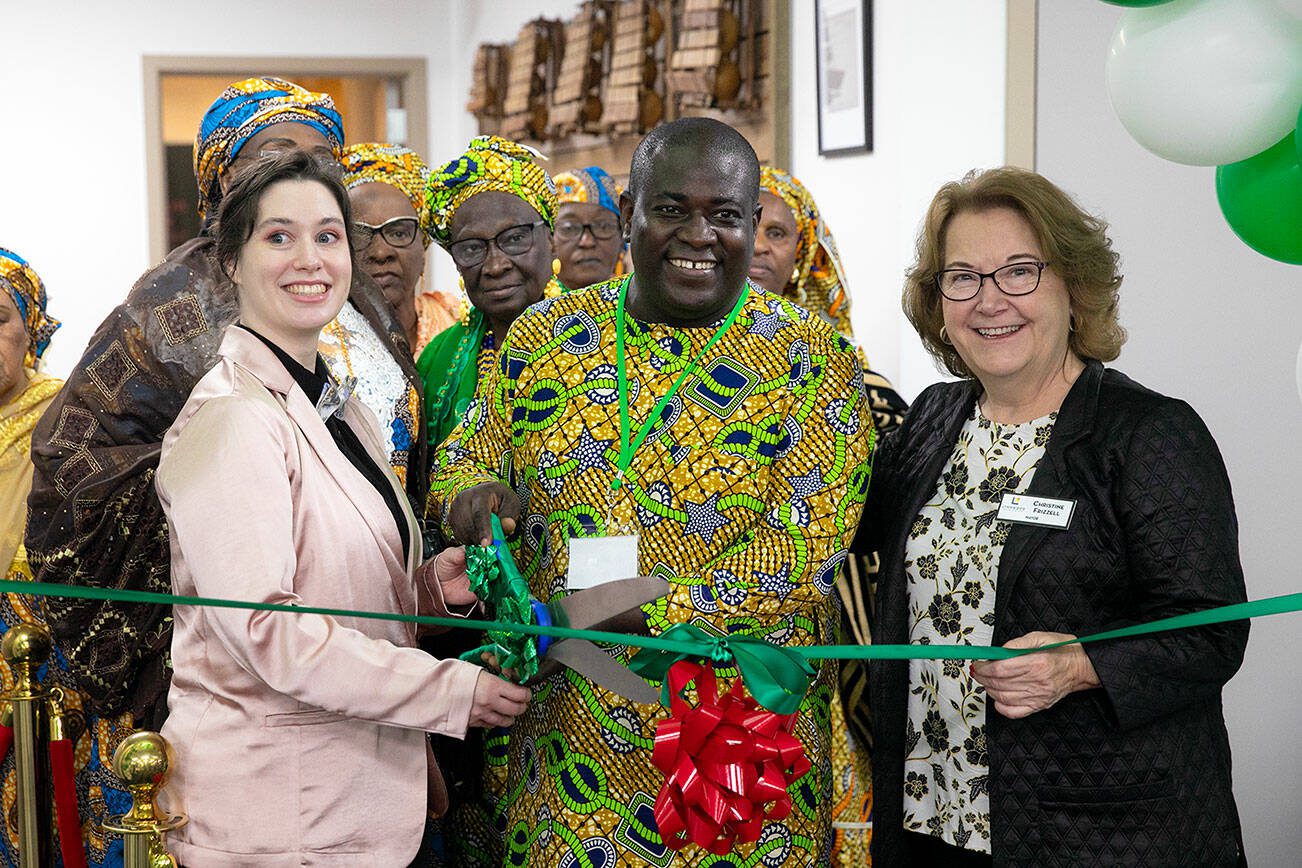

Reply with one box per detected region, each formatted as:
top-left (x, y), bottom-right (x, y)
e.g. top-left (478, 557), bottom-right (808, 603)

top-left (415, 135), bottom-right (560, 866)
top-left (417, 135), bottom-right (561, 453)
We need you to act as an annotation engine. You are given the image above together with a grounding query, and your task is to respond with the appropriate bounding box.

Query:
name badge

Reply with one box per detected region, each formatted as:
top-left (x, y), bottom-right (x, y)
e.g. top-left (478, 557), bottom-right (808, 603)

top-left (997, 493), bottom-right (1075, 530)
top-left (568, 535), bottom-right (640, 590)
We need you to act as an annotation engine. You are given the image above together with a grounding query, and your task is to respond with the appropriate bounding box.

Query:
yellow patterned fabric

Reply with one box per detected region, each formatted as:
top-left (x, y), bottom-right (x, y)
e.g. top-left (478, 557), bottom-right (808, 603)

top-left (429, 278), bottom-right (875, 866)
top-left (760, 169), bottom-right (885, 865)
top-left (829, 697), bottom-right (873, 865)
top-left (0, 372), bottom-right (61, 580)
top-left (342, 142), bottom-right (432, 226)
top-left (759, 167), bottom-right (854, 343)
top-left (424, 136), bottom-right (557, 247)
top-left (193, 77), bottom-right (344, 219)
top-left (0, 248), bottom-right (60, 367)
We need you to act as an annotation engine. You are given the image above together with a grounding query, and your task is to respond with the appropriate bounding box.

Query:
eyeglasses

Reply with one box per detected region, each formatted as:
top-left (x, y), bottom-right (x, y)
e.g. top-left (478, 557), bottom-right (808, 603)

top-left (448, 221), bottom-right (546, 268)
top-left (353, 216), bottom-right (421, 250)
top-left (935, 261), bottom-right (1049, 301)
top-left (229, 146), bottom-right (344, 178)
top-left (555, 217), bottom-right (620, 241)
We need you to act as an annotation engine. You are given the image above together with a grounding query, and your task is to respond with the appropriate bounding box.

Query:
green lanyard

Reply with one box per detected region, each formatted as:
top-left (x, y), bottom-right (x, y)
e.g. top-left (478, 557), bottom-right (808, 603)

top-left (612, 276), bottom-right (750, 490)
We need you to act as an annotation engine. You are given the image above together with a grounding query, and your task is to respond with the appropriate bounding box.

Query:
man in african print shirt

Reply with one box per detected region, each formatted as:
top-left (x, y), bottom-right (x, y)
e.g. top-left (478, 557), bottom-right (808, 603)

top-left (430, 117), bottom-right (874, 867)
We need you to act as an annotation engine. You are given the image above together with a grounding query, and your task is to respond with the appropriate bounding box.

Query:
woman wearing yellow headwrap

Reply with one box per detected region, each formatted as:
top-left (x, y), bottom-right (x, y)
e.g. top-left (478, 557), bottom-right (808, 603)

top-left (416, 135), bottom-right (561, 452)
top-left (752, 166), bottom-right (911, 866)
top-left (0, 249), bottom-right (136, 868)
top-left (0, 247), bottom-right (60, 586)
top-left (415, 135), bottom-right (559, 868)
top-left (343, 141), bottom-right (462, 356)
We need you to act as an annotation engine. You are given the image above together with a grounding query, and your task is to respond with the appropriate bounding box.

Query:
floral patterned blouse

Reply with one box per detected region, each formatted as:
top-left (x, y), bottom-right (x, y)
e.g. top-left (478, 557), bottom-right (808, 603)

top-left (902, 404), bottom-right (1056, 852)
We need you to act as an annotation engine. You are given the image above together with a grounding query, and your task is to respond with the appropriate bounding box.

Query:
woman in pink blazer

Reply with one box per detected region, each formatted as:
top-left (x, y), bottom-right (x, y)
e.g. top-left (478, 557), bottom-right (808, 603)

top-left (155, 152), bottom-right (530, 867)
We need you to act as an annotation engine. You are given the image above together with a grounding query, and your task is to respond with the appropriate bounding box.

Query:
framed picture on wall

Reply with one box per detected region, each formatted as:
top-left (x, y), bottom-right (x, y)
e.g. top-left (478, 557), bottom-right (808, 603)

top-left (815, 0), bottom-right (872, 156)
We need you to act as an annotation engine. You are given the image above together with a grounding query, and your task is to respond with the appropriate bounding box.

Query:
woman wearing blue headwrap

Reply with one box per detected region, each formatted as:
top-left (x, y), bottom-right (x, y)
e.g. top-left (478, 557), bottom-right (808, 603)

top-left (552, 165), bottom-right (626, 291)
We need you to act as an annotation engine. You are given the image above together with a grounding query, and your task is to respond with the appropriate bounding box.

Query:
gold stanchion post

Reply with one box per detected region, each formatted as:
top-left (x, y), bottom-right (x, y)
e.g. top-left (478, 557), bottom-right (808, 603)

top-left (103, 732), bottom-right (187, 868)
top-left (1, 623), bottom-right (52, 867)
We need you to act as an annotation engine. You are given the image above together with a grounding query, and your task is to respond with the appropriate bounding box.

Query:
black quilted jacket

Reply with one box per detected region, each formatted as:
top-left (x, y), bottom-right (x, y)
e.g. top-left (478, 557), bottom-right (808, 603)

top-left (854, 361), bottom-right (1248, 866)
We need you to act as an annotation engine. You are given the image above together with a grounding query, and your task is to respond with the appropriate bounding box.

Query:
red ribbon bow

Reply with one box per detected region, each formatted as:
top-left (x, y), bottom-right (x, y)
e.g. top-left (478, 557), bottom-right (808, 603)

top-left (651, 660), bottom-right (811, 854)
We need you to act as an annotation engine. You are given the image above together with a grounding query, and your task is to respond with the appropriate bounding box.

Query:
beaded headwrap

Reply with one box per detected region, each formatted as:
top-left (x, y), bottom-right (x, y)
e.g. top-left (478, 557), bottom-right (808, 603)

top-left (193, 77), bottom-right (345, 220)
top-left (553, 165), bottom-right (621, 217)
top-left (342, 143), bottom-right (432, 236)
top-left (759, 166), bottom-right (852, 338)
top-left (0, 248), bottom-right (60, 368)
top-left (424, 136), bottom-right (557, 247)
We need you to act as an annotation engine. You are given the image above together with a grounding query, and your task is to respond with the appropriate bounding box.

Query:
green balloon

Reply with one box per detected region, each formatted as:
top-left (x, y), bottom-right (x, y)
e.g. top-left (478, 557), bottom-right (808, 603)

top-left (1100, 0), bottom-right (1175, 6)
top-left (1215, 132), bottom-right (1302, 265)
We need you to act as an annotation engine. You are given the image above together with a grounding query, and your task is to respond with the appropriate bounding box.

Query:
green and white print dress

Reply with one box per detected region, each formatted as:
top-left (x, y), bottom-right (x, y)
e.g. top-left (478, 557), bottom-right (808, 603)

top-left (902, 405), bottom-right (1056, 853)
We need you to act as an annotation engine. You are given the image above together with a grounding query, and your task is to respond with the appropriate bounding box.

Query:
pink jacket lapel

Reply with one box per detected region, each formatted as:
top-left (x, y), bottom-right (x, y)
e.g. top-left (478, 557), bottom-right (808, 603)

top-left (218, 327), bottom-right (420, 615)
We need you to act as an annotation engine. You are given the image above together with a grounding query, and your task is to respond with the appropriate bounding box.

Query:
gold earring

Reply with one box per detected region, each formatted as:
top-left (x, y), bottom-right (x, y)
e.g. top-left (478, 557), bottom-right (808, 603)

top-left (939, 325), bottom-right (952, 345)
top-left (790, 266), bottom-right (800, 284)
top-left (551, 257), bottom-right (562, 278)
top-left (458, 275), bottom-right (471, 326)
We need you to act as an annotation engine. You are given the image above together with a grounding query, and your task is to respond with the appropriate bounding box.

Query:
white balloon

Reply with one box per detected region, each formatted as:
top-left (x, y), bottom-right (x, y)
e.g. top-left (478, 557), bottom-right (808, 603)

top-left (1106, 0), bottom-right (1302, 166)
top-left (1297, 339), bottom-right (1302, 407)
top-left (1272, 0), bottom-right (1302, 19)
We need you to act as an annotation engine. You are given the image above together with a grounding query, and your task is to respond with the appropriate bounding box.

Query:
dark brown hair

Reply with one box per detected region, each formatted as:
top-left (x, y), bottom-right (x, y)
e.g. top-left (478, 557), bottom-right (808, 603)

top-left (215, 150), bottom-right (354, 279)
top-left (903, 167), bottom-right (1126, 378)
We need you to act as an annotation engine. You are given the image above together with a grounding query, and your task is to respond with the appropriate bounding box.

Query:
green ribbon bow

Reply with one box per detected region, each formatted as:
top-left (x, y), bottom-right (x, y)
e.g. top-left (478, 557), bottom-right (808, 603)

top-left (457, 514), bottom-right (539, 683)
top-left (628, 623), bottom-right (816, 715)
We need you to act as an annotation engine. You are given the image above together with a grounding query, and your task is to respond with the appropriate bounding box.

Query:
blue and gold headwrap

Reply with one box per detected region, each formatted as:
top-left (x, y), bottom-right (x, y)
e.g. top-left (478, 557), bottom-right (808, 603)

top-left (553, 165), bottom-right (621, 217)
top-left (342, 143), bottom-right (432, 241)
top-left (0, 248), bottom-right (60, 368)
top-left (423, 136), bottom-right (557, 248)
top-left (193, 77), bottom-right (345, 220)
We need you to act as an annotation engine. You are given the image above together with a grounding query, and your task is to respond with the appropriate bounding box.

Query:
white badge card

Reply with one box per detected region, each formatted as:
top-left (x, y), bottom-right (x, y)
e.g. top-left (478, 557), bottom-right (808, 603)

top-left (997, 493), bottom-right (1076, 530)
top-left (568, 535), bottom-right (640, 590)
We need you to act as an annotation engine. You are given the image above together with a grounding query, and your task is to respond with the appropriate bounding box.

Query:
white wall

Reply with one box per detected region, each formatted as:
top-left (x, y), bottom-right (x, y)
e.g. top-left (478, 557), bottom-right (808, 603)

top-left (0, 0), bottom-right (458, 378)
top-left (1037, 6), bottom-right (1302, 865)
top-left (789, 1), bottom-right (1008, 399)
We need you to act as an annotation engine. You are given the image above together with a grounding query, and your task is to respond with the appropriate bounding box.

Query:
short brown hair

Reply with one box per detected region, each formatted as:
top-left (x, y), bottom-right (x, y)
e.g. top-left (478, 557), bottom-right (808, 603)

top-left (215, 150), bottom-right (354, 279)
top-left (903, 167), bottom-right (1126, 378)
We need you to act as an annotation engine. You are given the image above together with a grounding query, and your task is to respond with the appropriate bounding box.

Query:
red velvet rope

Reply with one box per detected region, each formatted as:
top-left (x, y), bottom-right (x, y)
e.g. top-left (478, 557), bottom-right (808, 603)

top-left (49, 738), bottom-right (88, 868)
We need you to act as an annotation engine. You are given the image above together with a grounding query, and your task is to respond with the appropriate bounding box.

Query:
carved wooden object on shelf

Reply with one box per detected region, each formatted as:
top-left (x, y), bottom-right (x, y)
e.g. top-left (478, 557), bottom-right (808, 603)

top-left (467, 0), bottom-right (787, 176)
top-left (502, 18), bottom-right (564, 142)
top-left (467, 43), bottom-right (509, 137)
top-left (550, 1), bottom-right (614, 138)
top-left (604, 0), bottom-right (666, 135)
top-left (667, 0), bottom-right (745, 109)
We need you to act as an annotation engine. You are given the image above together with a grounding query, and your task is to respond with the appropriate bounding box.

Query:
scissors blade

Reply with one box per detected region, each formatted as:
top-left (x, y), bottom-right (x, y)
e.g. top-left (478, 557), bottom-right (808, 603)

top-left (546, 639), bottom-right (660, 705)
top-left (552, 576), bottom-right (671, 630)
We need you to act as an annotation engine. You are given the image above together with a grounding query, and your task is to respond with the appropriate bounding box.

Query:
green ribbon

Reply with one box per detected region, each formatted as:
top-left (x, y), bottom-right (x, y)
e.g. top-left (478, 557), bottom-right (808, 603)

top-left (455, 514), bottom-right (539, 683)
top-left (3, 577), bottom-right (1296, 710)
top-left (628, 623), bottom-right (816, 715)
